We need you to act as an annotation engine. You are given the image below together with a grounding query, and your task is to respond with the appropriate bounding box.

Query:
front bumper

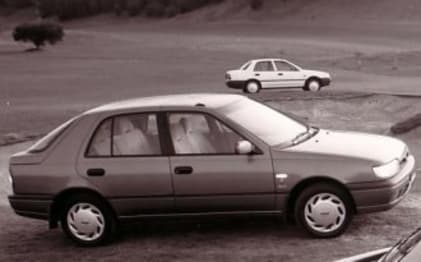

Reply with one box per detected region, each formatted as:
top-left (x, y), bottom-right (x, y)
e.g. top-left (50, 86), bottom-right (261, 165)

top-left (348, 155), bottom-right (416, 213)
top-left (320, 77), bottom-right (331, 87)
top-left (8, 194), bottom-right (52, 220)
top-left (226, 80), bottom-right (246, 89)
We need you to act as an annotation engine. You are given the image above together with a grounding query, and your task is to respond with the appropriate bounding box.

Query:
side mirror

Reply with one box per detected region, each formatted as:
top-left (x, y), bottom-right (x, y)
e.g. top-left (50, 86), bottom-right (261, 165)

top-left (235, 140), bottom-right (254, 155)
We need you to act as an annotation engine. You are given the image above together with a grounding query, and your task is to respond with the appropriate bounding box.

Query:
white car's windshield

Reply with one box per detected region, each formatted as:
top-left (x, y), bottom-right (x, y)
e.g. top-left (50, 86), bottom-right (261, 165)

top-left (217, 98), bottom-right (308, 146)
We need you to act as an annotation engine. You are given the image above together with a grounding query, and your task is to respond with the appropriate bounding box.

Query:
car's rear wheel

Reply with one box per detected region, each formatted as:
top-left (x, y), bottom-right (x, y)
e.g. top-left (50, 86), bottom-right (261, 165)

top-left (244, 80), bottom-right (261, 93)
top-left (304, 78), bottom-right (321, 92)
top-left (61, 194), bottom-right (116, 246)
top-left (295, 183), bottom-right (353, 238)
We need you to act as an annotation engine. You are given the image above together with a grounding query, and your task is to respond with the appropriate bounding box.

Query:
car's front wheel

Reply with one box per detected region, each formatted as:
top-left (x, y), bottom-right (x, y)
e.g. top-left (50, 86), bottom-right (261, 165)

top-left (244, 80), bottom-right (261, 93)
top-left (295, 183), bottom-right (353, 238)
top-left (304, 78), bottom-right (321, 92)
top-left (61, 194), bottom-right (116, 246)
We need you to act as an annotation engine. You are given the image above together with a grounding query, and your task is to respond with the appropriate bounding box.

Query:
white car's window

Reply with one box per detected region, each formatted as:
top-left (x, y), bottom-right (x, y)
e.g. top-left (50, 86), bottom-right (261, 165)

top-left (217, 98), bottom-right (308, 146)
top-left (274, 61), bottom-right (299, 71)
top-left (87, 114), bottom-right (161, 157)
top-left (254, 61), bottom-right (275, 72)
top-left (169, 113), bottom-right (243, 155)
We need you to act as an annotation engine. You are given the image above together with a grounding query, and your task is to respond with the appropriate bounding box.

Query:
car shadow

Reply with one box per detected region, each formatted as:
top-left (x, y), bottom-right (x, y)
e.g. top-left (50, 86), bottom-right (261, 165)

top-left (118, 216), bottom-right (305, 242)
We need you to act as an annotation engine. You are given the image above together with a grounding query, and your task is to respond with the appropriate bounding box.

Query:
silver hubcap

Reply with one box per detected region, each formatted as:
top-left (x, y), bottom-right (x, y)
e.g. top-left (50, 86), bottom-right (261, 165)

top-left (304, 193), bottom-right (346, 233)
top-left (67, 203), bottom-right (105, 242)
top-left (247, 82), bottom-right (259, 93)
top-left (308, 80), bottom-right (320, 91)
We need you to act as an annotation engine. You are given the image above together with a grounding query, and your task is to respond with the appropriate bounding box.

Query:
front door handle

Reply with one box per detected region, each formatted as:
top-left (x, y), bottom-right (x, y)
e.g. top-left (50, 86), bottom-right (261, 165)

top-left (174, 166), bottom-right (193, 175)
top-left (87, 168), bottom-right (105, 177)
top-left (255, 73), bottom-right (260, 76)
top-left (278, 73), bottom-right (283, 76)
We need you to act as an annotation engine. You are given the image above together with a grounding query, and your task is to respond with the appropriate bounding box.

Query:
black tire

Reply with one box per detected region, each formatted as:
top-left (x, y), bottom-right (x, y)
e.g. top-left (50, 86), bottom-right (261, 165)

top-left (304, 78), bottom-right (321, 92)
top-left (60, 193), bottom-right (116, 246)
top-left (244, 80), bottom-right (261, 93)
top-left (294, 183), bottom-right (353, 238)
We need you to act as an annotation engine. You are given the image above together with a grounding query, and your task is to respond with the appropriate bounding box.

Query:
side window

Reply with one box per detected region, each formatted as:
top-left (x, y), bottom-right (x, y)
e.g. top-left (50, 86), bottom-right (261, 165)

top-left (168, 113), bottom-right (244, 155)
top-left (113, 114), bottom-right (161, 156)
top-left (254, 61), bottom-right (275, 72)
top-left (87, 113), bottom-right (161, 157)
top-left (87, 119), bottom-right (112, 157)
top-left (275, 61), bottom-right (298, 71)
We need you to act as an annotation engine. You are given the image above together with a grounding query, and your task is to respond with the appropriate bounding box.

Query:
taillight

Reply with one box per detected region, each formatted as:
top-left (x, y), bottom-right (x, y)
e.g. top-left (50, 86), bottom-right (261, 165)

top-left (225, 73), bottom-right (231, 80)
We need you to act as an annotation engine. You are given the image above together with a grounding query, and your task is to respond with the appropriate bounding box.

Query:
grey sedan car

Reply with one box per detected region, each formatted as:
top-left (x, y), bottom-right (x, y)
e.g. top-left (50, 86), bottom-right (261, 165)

top-left (8, 94), bottom-right (416, 246)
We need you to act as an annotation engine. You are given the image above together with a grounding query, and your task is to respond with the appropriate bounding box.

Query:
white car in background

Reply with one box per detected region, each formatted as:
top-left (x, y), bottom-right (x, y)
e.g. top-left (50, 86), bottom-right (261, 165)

top-left (225, 58), bottom-right (332, 93)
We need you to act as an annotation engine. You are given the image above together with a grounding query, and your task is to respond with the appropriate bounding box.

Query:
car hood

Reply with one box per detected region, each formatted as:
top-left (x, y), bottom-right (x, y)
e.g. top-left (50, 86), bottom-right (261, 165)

top-left (279, 129), bottom-right (407, 165)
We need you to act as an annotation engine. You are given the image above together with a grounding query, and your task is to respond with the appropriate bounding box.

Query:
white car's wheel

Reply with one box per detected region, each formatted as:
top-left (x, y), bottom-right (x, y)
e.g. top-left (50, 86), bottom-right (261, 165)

top-left (305, 79), bottom-right (321, 92)
top-left (295, 183), bottom-right (353, 238)
top-left (61, 194), bottom-right (116, 246)
top-left (244, 81), bottom-right (261, 93)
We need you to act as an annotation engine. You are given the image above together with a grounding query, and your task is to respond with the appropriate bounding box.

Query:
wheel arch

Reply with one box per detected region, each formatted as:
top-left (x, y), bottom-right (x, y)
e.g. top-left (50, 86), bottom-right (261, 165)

top-left (304, 76), bottom-right (322, 86)
top-left (286, 176), bottom-right (356, 217)
top-left (48, 187), bottom-right (117, 228)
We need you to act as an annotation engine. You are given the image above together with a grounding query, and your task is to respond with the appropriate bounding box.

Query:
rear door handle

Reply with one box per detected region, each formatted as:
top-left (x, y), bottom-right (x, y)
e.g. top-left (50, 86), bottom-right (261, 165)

top-left (87, 168), bottom-right (105, 177)
top-left (174, 166), bottom-right (193, 175)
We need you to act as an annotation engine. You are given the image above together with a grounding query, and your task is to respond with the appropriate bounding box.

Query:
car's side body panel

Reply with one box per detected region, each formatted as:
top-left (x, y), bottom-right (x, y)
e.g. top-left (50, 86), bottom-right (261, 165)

top-left (170, 154), bottom-right (276, 212)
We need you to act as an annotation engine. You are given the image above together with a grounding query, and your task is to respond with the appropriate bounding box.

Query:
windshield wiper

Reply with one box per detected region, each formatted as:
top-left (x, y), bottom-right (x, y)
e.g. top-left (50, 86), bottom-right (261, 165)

top-left (292, 127), bottom-right (319, 145)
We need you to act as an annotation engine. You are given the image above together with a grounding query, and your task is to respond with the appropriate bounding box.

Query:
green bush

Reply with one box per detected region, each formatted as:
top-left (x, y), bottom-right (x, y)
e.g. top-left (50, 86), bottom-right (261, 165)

top-left (13, 22), bottom-right (64, 49)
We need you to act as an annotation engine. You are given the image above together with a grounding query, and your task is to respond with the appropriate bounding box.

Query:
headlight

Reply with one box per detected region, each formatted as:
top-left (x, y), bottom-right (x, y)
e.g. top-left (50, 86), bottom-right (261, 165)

top-left (373, 159), bottom-right (400, 178)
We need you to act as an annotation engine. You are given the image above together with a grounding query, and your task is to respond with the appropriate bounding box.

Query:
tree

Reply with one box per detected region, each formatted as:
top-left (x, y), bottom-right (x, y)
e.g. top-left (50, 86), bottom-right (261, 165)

top-left (13, 22), bottom-right (64, 50)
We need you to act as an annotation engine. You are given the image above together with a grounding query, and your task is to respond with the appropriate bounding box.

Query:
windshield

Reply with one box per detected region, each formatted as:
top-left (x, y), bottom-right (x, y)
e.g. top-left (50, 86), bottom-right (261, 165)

top-left (27, 117), bottom-right (76, 153)
top-left (217, 98), bottom-right (308, 146)
top-left (381, 227), bottom-right (421, 262)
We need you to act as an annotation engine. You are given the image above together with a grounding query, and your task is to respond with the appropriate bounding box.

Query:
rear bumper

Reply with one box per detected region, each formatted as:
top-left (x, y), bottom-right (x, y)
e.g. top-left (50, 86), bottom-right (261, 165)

top-left (226, 80), bottom-right (246, 89)
top-left (8, 194), bottom-right (52, 220)
top-left (349, 155), bottom-right (416, 213)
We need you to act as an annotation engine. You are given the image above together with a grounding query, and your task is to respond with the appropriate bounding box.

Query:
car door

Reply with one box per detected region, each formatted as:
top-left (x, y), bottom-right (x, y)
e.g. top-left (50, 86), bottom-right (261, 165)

top-left (274, 60), bottom-right (306, 88)
top-left (76, 112), bottom-right (173, 217)
top-left (252, 60), bottom-right (279, 88)
top-left (166, 111), bottom-right (275, 213)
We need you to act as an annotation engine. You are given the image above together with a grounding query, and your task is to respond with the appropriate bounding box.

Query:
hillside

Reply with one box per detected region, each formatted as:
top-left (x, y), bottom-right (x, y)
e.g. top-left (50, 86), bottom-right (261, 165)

top-left (3, 0), bottom-right (421, 25)
top-left (174, 0), bottom-right (421, 24)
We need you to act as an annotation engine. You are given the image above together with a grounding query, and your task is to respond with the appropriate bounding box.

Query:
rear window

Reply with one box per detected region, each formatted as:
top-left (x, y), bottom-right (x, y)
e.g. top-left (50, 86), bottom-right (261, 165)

top-left (28, 118), bottom-right (76, 153)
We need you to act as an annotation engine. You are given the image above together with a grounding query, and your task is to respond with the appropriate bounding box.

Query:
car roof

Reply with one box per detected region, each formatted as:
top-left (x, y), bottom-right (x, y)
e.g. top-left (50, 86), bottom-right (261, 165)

top-left (250, 58), bottom-right (288, 63)
top-left (85, 93), bottom-right (246, 115)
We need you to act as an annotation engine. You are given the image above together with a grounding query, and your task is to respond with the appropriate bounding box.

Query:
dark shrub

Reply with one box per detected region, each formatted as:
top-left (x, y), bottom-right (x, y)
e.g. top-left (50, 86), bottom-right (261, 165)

top-left (127, 0), bottom-right (146, 16)
top-left (250, 0), bottom-right (263, 10)
top-left (13, 22), bottom-right (64, 49)
top-left (0, 0), bottom-right (32, 8)
top-left (143, 0), bottom-right (167, 17)
top-left (390, 113), bottom-right (421, 135)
